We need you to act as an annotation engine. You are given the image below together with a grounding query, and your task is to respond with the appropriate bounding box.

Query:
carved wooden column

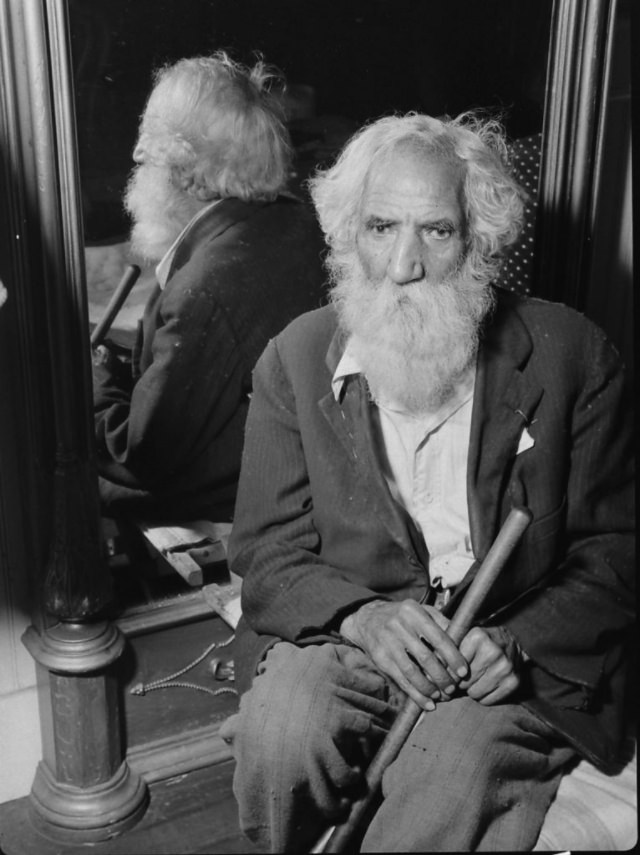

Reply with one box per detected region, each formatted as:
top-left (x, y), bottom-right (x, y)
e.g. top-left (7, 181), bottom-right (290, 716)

top-left (534, 0), bottom-right (614, 305)
top-left (23, 620), bottom-right (147, 841)
top-left (0, 0), bottom-right (147, 841)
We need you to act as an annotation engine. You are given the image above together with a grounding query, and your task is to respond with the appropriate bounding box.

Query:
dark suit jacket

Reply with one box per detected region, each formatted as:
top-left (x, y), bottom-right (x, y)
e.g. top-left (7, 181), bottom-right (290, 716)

top-left (93, 195), bottom-right (327, 521)
top-left (230, 290), bottom-right (635, 769)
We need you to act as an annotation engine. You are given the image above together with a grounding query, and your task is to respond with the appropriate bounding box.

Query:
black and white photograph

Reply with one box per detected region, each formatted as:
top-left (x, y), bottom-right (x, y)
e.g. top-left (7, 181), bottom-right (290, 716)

top-left (0, 1), bottom-right (634, 852)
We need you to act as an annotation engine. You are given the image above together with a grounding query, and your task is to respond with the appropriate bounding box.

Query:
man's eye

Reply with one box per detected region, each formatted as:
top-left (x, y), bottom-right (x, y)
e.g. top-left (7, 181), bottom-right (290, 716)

top-left (427, 227), bottom-right (453, 240)
top-left (370, 222), bottom-right (392, 234)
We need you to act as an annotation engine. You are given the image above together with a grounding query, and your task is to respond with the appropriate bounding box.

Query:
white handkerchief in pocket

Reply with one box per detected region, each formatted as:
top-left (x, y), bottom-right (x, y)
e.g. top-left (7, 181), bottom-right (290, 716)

top-left (516, 426), bottom-right (535, 455)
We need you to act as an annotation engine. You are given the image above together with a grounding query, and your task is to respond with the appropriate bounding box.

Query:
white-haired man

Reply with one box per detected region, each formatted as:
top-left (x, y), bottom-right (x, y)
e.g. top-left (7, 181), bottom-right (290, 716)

top-left (92, 53), bottom-right (326, 522)
top-left (220, 113), bottom-right (634, 851)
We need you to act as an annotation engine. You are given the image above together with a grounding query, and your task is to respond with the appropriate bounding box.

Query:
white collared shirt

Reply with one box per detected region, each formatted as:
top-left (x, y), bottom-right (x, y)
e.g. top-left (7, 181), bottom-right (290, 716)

top-left (155, 199), bottom-right (221, 289)
top-left (332, 341), bottom-right (476, 592)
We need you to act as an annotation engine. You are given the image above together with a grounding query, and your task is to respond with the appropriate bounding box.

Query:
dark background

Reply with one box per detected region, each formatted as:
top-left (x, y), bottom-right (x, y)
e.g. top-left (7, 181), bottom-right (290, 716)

top-left (69, 0), bottom-right (553, 243)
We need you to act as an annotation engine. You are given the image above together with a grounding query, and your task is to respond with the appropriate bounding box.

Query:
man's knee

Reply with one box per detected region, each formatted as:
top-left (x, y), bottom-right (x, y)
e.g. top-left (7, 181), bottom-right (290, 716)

top-left (227, 643), bottom-right (344, 763)
top-left (228, 641), bottom-right (391, 781)
top-left (405, 697), bottom-right (557, 783)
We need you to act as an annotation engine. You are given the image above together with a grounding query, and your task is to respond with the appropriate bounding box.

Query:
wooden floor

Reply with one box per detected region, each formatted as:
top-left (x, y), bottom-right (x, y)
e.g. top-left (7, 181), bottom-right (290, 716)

top-left (0, 762), bottom-right (266, 855)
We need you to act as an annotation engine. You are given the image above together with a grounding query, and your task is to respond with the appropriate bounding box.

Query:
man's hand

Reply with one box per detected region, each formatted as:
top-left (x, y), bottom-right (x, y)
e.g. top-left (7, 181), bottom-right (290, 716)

top-left (458, 625), bottom-right (522, 704)
top-left (340, 600), bottom-right (522, 710)
top-left (91, 341), bottom-right (130, 385)
top-left (92, 344), bottom-right (118, 369)
top-left (340, 599), bottom-right (469, 711)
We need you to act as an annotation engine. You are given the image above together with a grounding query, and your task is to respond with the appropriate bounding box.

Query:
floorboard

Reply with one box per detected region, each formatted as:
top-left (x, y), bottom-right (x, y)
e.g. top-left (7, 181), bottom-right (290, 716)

top-left (0, 762), bottom-right (266, 855)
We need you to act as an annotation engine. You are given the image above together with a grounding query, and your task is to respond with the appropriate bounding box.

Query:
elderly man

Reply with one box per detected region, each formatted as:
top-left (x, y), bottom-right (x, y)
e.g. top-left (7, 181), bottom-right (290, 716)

top-left (220, 113), bottom-right (634, 851)
top-left (92, 53), bottom-right (326, 522)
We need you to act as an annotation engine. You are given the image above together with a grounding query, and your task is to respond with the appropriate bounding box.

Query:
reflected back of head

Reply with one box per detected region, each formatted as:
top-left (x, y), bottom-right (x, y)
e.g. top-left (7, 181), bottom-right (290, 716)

top-left (139, 52), bottom-right (292, 202)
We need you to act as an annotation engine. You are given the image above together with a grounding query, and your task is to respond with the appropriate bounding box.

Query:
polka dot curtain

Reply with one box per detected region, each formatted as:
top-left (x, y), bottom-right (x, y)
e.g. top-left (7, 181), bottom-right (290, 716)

top-left (495, 133), bottom-right (542, 295)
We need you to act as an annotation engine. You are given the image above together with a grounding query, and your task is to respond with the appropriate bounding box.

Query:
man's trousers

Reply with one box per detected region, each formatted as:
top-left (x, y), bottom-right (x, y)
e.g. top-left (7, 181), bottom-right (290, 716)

top-left (221, 641), bottom-right (576, 852)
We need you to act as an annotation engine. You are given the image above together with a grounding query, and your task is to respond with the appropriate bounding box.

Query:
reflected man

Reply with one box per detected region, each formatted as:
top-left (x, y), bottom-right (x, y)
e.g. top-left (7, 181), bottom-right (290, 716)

top-left (93, 52), bottom-right (326, 522)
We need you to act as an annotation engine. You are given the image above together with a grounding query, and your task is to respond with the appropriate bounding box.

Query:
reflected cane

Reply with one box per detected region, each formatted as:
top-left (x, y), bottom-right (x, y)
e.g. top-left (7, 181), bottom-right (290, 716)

top-left (90, 263), bottom-right (140, 348)
top-left (312, 505), bottom-right (533, 854)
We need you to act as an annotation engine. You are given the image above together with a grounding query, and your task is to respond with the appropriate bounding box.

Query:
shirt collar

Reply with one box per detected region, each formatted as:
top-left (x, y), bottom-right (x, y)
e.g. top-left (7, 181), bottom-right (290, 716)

top-left (331, 339), bottom-right (363, 401)
top-left (331, 337), bottom-right (476, 418)
top-left (155, 198), bottom-right (221, 288)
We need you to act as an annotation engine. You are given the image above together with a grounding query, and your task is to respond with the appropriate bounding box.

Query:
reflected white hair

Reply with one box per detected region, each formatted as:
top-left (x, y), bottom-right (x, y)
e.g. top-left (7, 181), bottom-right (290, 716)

top-left (140, 52), bottom-right (291, 201)
top-left (308, 112), bottom-right (526, 284)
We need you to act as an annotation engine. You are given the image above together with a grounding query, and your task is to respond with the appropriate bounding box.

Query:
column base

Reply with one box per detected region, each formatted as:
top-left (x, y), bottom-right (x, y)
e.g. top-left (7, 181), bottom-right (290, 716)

top-left (29, 758), bottom-right (148, 843)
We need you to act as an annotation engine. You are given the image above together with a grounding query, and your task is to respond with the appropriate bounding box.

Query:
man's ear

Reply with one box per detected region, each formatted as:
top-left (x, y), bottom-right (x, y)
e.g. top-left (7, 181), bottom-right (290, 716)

top-left (189, 176), bottom-right (219, 202)
top-left (171, 164), bottom-right (218, 202)
top-left (167, 138), bottom-right (208, 197)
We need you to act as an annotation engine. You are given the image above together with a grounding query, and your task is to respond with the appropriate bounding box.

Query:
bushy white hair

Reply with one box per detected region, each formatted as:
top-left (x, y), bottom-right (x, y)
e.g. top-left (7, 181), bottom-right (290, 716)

top-left (308, 112), bottom-right (527, 284)
top-left (140, 52), bottom-right (291, 201)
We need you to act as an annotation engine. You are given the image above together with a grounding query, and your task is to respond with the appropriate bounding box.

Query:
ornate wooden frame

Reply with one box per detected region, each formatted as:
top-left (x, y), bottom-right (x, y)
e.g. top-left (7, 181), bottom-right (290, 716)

top-left (0, 0), bottom-right (147, 841)
top-left (535, 0), bottom-right (621, 307)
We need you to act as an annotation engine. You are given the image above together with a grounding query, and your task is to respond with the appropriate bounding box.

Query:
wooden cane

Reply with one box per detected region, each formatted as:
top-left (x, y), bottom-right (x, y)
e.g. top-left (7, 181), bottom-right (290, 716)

top-left (312, 505), bottom-right (533, 854)
top-left (90, 263), bottom-right (140, 348)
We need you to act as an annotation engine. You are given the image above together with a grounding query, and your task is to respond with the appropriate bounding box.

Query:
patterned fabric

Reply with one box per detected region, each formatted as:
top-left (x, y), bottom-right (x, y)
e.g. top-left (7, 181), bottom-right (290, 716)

top-left (534, 746), bottom-right (637, 851)
top-left (495, 133), bottom-right (542, 295)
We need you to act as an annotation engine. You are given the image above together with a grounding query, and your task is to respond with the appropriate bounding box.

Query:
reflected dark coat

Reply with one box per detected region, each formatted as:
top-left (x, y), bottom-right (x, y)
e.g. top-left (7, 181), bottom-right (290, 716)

top-left (93, 195), bottom-right (327, 521)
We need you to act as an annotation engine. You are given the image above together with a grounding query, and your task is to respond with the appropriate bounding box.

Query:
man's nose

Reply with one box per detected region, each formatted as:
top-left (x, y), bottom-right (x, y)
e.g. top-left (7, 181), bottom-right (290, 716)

top-left (132, 140), bottom-right (146, 164)
top-left (388, 233), bottom-right (426, 285)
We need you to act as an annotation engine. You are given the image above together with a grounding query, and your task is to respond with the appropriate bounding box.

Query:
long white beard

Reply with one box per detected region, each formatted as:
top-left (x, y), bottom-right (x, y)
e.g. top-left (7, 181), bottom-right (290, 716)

top-left (329, 252), bottom-right (496, 414)
top-left (124, 163), bottom-right (200, 264)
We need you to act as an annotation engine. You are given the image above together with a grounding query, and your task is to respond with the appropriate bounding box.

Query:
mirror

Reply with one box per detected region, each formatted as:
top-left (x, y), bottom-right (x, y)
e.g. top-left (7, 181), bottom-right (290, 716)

top-left (69, 0), bottom-right (554, 348)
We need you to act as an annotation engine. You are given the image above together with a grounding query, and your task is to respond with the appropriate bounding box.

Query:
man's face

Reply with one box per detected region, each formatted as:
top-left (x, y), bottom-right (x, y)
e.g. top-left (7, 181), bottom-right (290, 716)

top-left (131, 91), bottom-right (166, 168)
top-left (355, 144), bottom-right (467, 289)
top-left (124, 97), bottom-right (200, 263)
top-left (330, 142), bottom-right (494, 413)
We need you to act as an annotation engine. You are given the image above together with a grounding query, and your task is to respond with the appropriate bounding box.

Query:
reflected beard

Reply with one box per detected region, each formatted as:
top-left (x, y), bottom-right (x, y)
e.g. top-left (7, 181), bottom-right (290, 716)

top-left (124, 164), bottom-right (200, 264)
top-left (329, 251), bottom-right (496, 414)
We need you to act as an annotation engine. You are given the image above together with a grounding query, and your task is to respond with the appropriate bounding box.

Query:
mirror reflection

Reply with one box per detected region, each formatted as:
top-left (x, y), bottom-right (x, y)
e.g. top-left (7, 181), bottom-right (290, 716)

top-left (71, 0), bottom-right (553, 342)
top-left (71, 0), bottom-right (553, 606)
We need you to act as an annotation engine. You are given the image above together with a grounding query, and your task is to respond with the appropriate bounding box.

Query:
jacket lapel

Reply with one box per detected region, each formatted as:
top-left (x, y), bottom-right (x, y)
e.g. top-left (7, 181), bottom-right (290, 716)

top-left (318, 331), bottom-right (422, 563)
top-left (318, 295), bottom-right (545, 575)
top-left (467, 297), bottom-right (543, 561)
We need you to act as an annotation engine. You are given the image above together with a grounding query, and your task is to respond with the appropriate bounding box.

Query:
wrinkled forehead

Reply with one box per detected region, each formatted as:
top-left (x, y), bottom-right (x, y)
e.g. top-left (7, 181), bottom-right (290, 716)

top-left (360, 141), bottom-right (467, 216)
top-left (138, 76), bottom-right (184, 136)
top-left (372, 137), bottom-right (465, 185)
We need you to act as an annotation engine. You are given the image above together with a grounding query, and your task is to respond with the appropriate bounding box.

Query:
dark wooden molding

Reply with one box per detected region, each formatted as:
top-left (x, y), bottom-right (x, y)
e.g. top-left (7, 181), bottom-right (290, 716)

top-left (127, 724), bottom-right (233, 785)
top-left (1, 0), bottom-right (148, 839)
top-left (116, 588), bottom-right (218, 637)
top-left (0, 0), bottom-right (113, 621)
top-left (22, 620), bottom-right (125, 673)
top-left (0, 0), bottom-right (56, 630)
top-left (534, 0), bottom-right (615, 307)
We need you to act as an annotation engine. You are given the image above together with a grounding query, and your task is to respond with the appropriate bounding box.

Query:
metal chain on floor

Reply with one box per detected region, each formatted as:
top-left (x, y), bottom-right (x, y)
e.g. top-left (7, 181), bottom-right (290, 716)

top-left (130, 632), bottom-right (237, 698)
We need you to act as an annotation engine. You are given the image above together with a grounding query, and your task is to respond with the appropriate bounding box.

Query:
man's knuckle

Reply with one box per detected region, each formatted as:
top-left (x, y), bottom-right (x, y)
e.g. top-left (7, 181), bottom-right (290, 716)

top-left (399, 661), bottom-right (417, 679)
top-left (506, 673), bottom-right (520, 691)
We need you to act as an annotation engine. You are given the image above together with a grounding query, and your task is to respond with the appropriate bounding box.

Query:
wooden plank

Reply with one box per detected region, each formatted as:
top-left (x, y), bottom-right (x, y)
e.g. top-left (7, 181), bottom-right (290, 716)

top-left (135, 521), bottom-right (233, 587)
top-left (160, 551), bottom-right (203, 587)
top-left (116, 589), bottom-right (214, 637)
top-left (127, 723), bottom-right (232, 783)
top-left (202, 576), bottom-right (242, 629)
